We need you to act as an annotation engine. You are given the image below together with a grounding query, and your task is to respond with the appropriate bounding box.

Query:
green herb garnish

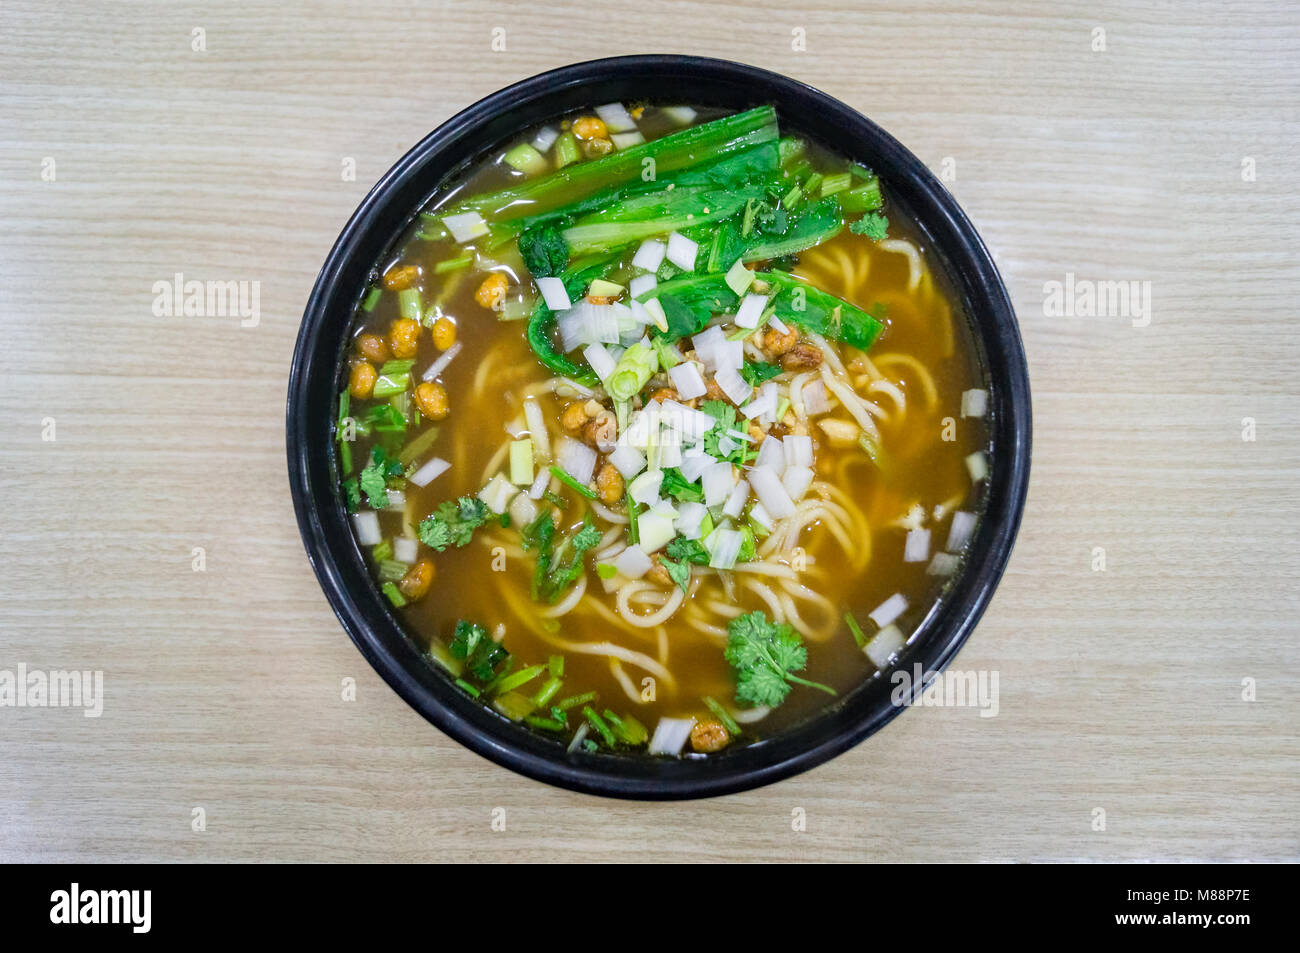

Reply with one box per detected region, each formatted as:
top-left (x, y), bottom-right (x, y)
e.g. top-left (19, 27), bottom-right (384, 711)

top-left (849, 212), bottom-right (889, 240)
top-left (449, 619), bottom-right (510, 682)
top-left (724, 611), bottom-right (836, 708)
top-left (418, 495), bottom-right (491, 551)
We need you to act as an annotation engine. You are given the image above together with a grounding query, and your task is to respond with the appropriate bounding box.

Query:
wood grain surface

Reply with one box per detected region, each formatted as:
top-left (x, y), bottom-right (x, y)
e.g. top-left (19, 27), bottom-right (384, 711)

top-left (1, 1), bottom-right (1297, 863)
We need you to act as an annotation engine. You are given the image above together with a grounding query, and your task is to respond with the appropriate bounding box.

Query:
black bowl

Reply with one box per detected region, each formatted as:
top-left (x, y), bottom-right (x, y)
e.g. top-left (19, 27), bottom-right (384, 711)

top-left (287, 55), bottom-right (1031, 799)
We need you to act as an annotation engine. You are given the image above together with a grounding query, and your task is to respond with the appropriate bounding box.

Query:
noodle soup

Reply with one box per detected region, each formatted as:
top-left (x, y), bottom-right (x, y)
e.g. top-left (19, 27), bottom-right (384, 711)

top-left (335, 103), bottom-right (989, 757)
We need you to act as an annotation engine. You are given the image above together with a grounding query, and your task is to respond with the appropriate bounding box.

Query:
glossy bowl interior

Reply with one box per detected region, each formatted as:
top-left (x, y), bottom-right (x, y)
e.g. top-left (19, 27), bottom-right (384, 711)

top-left (287, 55), bottom-right (1031, 799)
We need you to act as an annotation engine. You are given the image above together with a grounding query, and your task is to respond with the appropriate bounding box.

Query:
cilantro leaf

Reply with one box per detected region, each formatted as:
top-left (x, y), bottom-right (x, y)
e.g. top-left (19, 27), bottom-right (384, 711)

top-left (723, 611), bottom-right (836, 708)
top-left (699, 400), bottom-right (753, 465)
top-left (660, 468), bottom-right (704, 503)
top-left (740, 361), bottom-right (782, 386)
top-left (660, 557), bottom-right (692, 594)
top-left (418, 495), bottom-right (490, 552)
top-left (359, 457), bottom-right (390, 509)
top-left (450, 619), bottom-right (510, 682)
top-left (417, 517), bottom-right (452, 551)
top-left (531, 516), bottom-right (601, 603)
top-left (666, 536), bottom-right (710, 565)
top-left (342, 477), bottom-right (361, 514)
top-left (849, 212), bottom-right (889, 241)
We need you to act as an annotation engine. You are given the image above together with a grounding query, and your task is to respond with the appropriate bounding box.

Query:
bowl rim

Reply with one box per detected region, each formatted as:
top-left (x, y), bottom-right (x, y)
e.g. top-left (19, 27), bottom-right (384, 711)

top-left (287, 54), bottom-right (1032, 800)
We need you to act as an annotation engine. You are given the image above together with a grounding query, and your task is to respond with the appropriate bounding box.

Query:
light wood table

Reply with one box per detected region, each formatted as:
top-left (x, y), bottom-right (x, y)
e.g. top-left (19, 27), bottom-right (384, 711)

top-left (2, 1), bottom-right (1297, 862)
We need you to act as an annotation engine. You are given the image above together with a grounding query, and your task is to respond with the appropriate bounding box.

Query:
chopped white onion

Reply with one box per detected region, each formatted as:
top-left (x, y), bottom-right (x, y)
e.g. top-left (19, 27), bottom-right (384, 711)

top-left (723, 479), bottom-right (750, 519)
top-left (595, 102), bottom-right (637, 132)
top-left (637, 511), bottom-right (676, 553)
top-left (609, 444), bottom-right (647, 480)
top-left (674, 501), bottom-right (708, 539)
top-left (527, 468), bottom-right (551, 500)
top-left (966, 451), bottom-right (989, 483)
top-left (768, 315), bottom-right (789, 335)
top-left (801, 379), bottom-right (831, 416)
top-left (783, 434), bottom-right (813, 469)
top-left (385, 489), bottom-right (406, 510)
top-left (660, 399), bottom-right (714, 443)
top-left (628, 469), bottom-right (664, 506)
top-left (753, 435), bottom-right (785, 475)
top-left (947, 511), bottom-right (977, 552)
top-left (614, 544), bottom-right (653, 580)
top-left (628, 273), bottom-right (657, 298)
top-left (691, 325), bottom-right (727, 370)
top-left (421, 340), bottom-right (463, 381)
top-left (961, 388), bottom-right (988, 418)
top-left (478, 473), bottom-right (518, 515)
top-left (668, 361), bottom-right (707, 400)
top-left (583, 342), bottom-right (617, 382)
top-left (864, 624), bottom-right (905, 669)
top-left (927, 552), bottom-right (960, 576)
top-left (352, 511), bottom-right (382, 546)
top-left (631, 239), bottom-right (667, 272)
top-left (536, 276), bottom-right (571, 311)
top-left (781, 465), bottom-right (814, 502)
top-left (707, 528), bottom-right (743, 570)
top-left (661, 106), bottom-right (697, 126)
top-left (869, 592), bottom-right (908, 629)
top-left (739, 384), bottom-right (777, 420)
top-left (648, 716), bottom-right (696, 756)
top-left (666, 231), bottom-right (698, 272)
top-left (748, 465), bottom-right (795, 518)
top-left (611, 130), bottom-right (645, 150)
top-left (715, 339), bottom-right (744, 372)
top-left (701, 460), bottom-right (735, 507)
top-left (678, 448), bottom-right (713, 482)
top-left (904, 527), bottom-right (931, 563)
top-left (508, 492), bottom-right (537, 529)
top-left (441, 211), bottom-right (488, 243)
top-left (556, 436), bottom-right (596, 485)
top-left (642, 297), bottom-right (668, 332)
top-left (749, 501), bottom-right (773, 533)
top-left (523, 398), bottom-right (551, 463)
top-left (531, 126), bottom-right (559, 152)
top-left (714, 367), bottom-right (752, 405)
top-left (733, 293), bottom-right (769, 329)
top-left (557, 301), bottom-right (623, 351)
top-left (407, 455), bottom-right (450, 488)
top-left (392, 536), bottom-right (418, 564)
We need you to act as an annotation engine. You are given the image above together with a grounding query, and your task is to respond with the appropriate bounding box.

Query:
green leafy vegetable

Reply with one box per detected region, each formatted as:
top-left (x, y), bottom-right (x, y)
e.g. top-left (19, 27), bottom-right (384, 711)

top-left (660, 557), bottom-right (692, 594)
top-left (660, 468), bottom-right (704, 503)
top-left (341, 477), bottom-right (361, 514)
top-left (666, 536), bottom-right (710, 565)
top-left (418, 495), bottom-right (491, 551)
top-left (450, 619), bottom-right (511, 682)
top-left (359, 445), bottom-right (401, 509)
top-left (849, 212), bottom-right (889, 240)
top-left (525, 513), bottom-right (601, 604)
top-left (439, 106), bottom-right (780, 225)
top-left (519, 222), bottom-right (569, 278)
top-left (724, 611), bottom-right (836, 708)
top-left (740, 361), bottom-right (783, 386)
top-left (699, 400), bottom-right (752, 464)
